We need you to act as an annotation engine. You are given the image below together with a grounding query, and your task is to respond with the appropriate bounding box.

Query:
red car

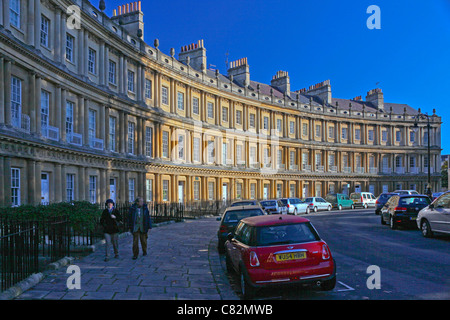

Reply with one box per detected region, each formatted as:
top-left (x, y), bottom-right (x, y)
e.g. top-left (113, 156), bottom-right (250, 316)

top-left (225, 214), bottom-right (336, 299)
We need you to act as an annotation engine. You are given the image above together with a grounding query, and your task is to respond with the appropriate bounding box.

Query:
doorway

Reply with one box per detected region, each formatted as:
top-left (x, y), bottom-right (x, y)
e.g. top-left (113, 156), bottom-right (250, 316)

top-left (41, 173), bottom-right (49, 204)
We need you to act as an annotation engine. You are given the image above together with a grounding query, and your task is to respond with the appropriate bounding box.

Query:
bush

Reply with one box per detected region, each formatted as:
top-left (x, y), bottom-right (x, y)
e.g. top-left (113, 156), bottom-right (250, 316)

top-left (0, 202), bottom-right (102, 232)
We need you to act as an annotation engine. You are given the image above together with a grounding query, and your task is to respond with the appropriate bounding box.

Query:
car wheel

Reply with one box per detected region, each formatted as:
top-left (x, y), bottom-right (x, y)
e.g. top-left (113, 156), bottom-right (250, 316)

top-left (351, 204), bottom-right (355, 209)
top-left (314, 206), bottom-right (318, 213)
top-left (338, 205), bottom-right (343, 211)
top-left (321, 276), bottom-right (337, 291)
top-left (381, 214), bottom-right (386, 225)
top-left (240, 269), bottom-right (255, 299)
top-left (306, 207), bottom-right (310, 214)
top-left (293, 208), bottom-right (298, 215)
top-left (421, 219), bottom-right (433, 238)
top-left (364, 203), bottom-right (368, 209)
top-left (390, 215), bottom-right (397, 230)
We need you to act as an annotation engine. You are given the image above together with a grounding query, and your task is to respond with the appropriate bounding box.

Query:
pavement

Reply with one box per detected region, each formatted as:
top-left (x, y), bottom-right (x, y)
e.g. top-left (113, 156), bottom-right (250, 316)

top-left (14, 217), bottom-right (239, 300)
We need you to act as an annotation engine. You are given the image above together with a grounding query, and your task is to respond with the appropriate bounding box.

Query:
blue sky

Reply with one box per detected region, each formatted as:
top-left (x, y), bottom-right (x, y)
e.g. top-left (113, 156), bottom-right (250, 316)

top-left (104, 0), bottom-right (450, 153)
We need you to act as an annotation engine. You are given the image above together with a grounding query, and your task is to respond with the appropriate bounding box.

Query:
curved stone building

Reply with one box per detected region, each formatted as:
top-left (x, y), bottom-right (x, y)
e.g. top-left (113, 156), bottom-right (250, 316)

top-left (0, 0), bottom-right (442, 206)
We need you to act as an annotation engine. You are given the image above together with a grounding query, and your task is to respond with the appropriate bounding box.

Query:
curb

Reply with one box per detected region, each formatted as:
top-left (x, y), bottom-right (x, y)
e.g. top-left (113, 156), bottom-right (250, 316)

top-left (0, 256), bottom-right (75, 300)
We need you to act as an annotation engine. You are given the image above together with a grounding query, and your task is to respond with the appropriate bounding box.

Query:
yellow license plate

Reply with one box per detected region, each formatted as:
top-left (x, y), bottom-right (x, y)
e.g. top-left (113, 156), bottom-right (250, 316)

top-left (276, 252), bottom-right (306, 262)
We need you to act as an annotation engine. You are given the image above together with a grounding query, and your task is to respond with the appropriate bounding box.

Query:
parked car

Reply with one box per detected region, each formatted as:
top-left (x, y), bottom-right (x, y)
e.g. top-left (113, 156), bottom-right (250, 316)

top-left (217, 205), bottom-right (265, 253)
top-left (230, 200), bottom-right (261, 207)
top-left (375, 193), bottom-right (398, 215)
top-left (225, 214), bottom-right (336, 299)
top-left (380, 194), bottom-right (431, 230)
top-left (325, 193), bottom-right (354, 210)
top-left (279, 198), bottom-right (309, 215)
top-left (260, 200), bottom-right (287, 215)
top-left (417, 191), bottom-right (450, 238)
top-left (350, 192), bottom-right (377, 208)
top-left (393, 190), bottom-right (420, 195)
top-left (303, 197), bottom-right (332, 213)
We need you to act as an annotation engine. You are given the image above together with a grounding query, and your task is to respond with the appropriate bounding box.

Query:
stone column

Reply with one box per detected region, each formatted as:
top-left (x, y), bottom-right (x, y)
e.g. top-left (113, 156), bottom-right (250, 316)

top-left (60, 87), bottom-right (67, 142)
top-left (0, 56), bottom-right (4, 124)
top-left (35, 74), bottom-right (42, 135)
top-left (3, 0), bottom-right (10, 30)
top-left (4, 58), bottom-right (12, 126)
top-left (27, 0), bottom-right (35, 46)
top-left (3, 157), bottom-right (11, 207)
top-left (55, 163), bottom-right (62, 202)
top-left (54, 9), bottom-right (62, 62)
top-left (34, 0), bottom-right (41, 51)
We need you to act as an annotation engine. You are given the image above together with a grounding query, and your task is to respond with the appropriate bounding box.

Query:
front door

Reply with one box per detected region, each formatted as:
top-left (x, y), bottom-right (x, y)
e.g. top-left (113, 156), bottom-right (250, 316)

top-left (41, 173), bottom-right (49, 204)
top-left (109, 178), bottom-right (116, 203)
top-left (263, 184), bottom-right (269, 200)
top-left (178, 181), bottom-right (184, 203)
top-left (222, 183), bottom-right (228, 202)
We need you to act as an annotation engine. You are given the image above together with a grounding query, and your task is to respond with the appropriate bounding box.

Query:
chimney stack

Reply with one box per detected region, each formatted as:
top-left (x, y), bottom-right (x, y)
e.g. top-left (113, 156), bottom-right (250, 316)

top-left (366, 88), bottom-right (384, 110)
top-left (227, 58), bottom-right (250, 87)
top-left (305, 80), bottom-right (332, 105)
top-left (111, 1), bottom-right (144, 39)
top-left (271, 70), bottom-right (290, 97)
top-left (178, 40), bottom-right (207, 73)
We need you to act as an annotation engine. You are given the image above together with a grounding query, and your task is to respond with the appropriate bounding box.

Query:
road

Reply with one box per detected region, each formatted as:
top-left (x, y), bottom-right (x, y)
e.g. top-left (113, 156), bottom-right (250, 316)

top-left (219, 208), bottom-right (450, 300)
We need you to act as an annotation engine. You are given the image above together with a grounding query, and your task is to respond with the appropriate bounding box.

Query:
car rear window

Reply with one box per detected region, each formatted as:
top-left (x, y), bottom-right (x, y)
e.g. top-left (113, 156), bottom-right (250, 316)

top-left (279, 199), bottom-right (288, 205)
top-left (398, 197), bottom-right (430, 206)
top-left (325, 194), bottom-right (336, 202)
top-left (260, 201), bottom-right (276, 207)
top-left (256, 222), bottom-right (320, 246)
top-left (230, 201), bottom-right (255, 207)
top-left (379, 194), bottom-right (393, 201)
top-left (304, 198), bottom-right (313, 202)
top-left (350, 193), bottom-right (360, 200)
top-left (224, 209), bottom-right (264, 222)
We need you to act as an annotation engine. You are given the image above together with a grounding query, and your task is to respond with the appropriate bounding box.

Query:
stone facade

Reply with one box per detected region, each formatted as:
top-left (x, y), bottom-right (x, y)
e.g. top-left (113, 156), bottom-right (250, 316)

top-left (0, 0), bottom-right (442, 207)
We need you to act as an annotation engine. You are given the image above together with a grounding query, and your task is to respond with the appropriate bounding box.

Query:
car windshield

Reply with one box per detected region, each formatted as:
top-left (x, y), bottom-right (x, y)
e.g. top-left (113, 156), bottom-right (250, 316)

top-left (231, 201), bottom-right (255, 207)
top-left (260, 201), bottom-right (276, 207)
top-left (223, 209), bottom-right (264, 223)
top-left (398, 197), bottom-right (431, 207)
top-left (257, 223), bottom-right (320, 246)
top-left (279, 199), bottom-right (288, 205)
top-left (350, 194), bottom-right (360, 200)
top-left (379, 194), bottom-right (393, 200)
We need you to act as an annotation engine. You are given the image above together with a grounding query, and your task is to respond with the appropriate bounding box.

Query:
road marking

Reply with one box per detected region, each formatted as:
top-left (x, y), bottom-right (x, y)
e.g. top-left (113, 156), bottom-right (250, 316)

top-left (337, 281), bottom-right (355, 292)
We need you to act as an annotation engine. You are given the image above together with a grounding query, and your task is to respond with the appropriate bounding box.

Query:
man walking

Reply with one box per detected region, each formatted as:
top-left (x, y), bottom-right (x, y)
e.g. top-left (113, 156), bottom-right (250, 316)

top-left (128, 197), bottom-right (152, 260)
top-left (100, 199), bottom-right (122, 262)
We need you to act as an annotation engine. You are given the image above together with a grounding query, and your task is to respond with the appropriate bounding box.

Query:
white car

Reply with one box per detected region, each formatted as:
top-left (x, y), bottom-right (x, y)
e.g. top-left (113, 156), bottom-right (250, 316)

top-left (279, 198), bottom-right (309, 215)
top-left (350, 192), bottom-right (377, 208)
top-left (393, 190), bottom-right (419, 195)
top-left (417, 191), bottom-right (450, 238)
top-left (303, 197), bottom-right (332, 213)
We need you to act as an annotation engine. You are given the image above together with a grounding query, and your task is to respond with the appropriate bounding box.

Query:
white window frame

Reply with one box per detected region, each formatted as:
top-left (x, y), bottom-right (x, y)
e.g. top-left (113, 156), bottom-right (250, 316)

top-left (109, 116), bottom-right (116, 152)
top-left (127, 70), bottom-right (135, 93)
top-left (11, 168), bottom-right (20, 207)
top-left (161, 86), bottom-right (168, 105)
top-left (89, 176), bottom-right (97, 204)
top-left (11, 76), bottom-right (22, 129)
top-left (88, 48), bottom-right (96, 74)
top-left (40, 15), bottom-right (50, 47)
top-left (66, 34), bottom-right (74, 62)
top-left (9, 0), bottom-right (21, 29)
top-left (108, 60), bottom-right (116, 85)
top-left (66, 174), bottom-right (75, 202)
top-left (127, 121), bottom-right (135, 155)
top-left (145, 126), bottom-right (153, 157)
top-left (162, 131), bottom-right (169, 158)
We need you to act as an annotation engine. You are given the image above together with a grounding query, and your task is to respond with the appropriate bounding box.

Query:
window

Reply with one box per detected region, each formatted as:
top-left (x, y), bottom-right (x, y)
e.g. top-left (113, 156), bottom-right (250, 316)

top-left (88, 109), bottom-right (96, 146)
top-left (208, 140), bottom-right (215, 163)
top-left (250, 183), bottom-right (256, 200)
top-left (193, 181), bottom-right (200, 201)
top-left (145, 79), bottom-right (152, 99)
top-left (161, 86), bottom-right (168, 105)
top-left (236, 183), bottom-right (242, 200)
top-left (66, 34), bottom-right (74, 62)
top-left (145, 127), bottom-right (153, 157)
top-left (236, 110), bottom-right (242, 125)
top-left (11, 77), bottom-right (22, 128)
top-left (192, 97), bottom-right (199, 115)
top-left (128, 178), bottom-right (135, 202)
top-left (290, 151), bottom-right (296, 167)
top-left (222, 142), bottom-right (228, 165)
top-left (302, 123), bottom-right (308, 136)
top-left (315, 124), bottom-right (321, 137)
top-left (9, 0), bottom-right (20, 29)
top-left (263, 117), bottom-right (269, 130)
top-left (11, 168), bottom-right (20, 207)
top-left (108, 60), bottom-right (116, 84)
top-left (178, 135), bottom-right (184, 159)
top-left (66, 101), bottom-right (74, 138)
top-left (396, 130), bottom-right (401, 142)
top-left (276, 119), bottom-right (282, 132)
top-left (236, 145), bottom-right (243, 162)
top-left (89, 176), bottom-right (97, 204)
top-left (208, 182), bottom-right (214, 200)
top-left (222, 106), bottom-right (228, 122)
top-left (193, 137), bottom-right (200, 162)
top-left (382, 130), bottom-right (388, 142)
top-left (162, 180), bottom-right (169, 201)
top-left (355, 129), bottom-right (361, 140)
top-left (290, 121), bottom-right (295, 134)
top-left (410, 131), bottom-right (415, 143)
top-left (342, 127), bottom-right (348, 140)
top-left (88, 48), bottom-right (96, 74)
top-left (328, 126), bottom-right (334, 138)
top-left (177, 92), bottom-right (184, 110)
top-left (146, 179), bottom-right (153, 202)
top-left (40, 15), bottom-right (50, 47)
top-left (41, 90), bottom-right (50, 136)
top-left (250, 147), bottom-right (256, 164)
top-left (368, 129), bottom-right (374, 141)
top-left (162, 131), bottom-right (169, 158)
top-left (127, 70), bottom-right (135, 92)
top-left (109, 116), bottom-right (116, 152)
top-left (207, 102), bottom-right (214, 119)
top-left (66, 174), bottom-right (75, 202)
top-left (249, 114), bottom-right (255, 128)
top-left (128, 122), bottom-right (135, 154)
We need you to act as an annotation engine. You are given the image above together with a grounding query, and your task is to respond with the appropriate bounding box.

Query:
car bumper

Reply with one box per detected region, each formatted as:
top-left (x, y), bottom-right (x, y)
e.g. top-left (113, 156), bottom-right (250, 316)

top-left (246, 260), bottom-right (335, 289)
top-left (393, 214), bottom-right (418, 225)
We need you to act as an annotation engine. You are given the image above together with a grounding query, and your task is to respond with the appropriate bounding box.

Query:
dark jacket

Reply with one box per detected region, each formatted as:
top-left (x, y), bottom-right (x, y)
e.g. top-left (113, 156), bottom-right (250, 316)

top-left (100, 208), bottom-right (122, 234)
top-left (128, 203), bottom-right (152, 233)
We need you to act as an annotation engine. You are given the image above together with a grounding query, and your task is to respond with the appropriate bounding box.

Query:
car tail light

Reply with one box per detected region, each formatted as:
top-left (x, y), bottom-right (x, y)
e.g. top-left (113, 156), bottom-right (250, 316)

top-left (249, 251), bottom-right (260, 267)
top-left (375, 200), bottom-right (379, 204)
top-left (309, 203), bottom-right (314, 206)
top-left (322, 244), bottom-right (331, 260)
top-left (394, 207), bottom-right (407, 212)
top-left (219, 225), bottom-right (228, 233)
top-left (287, 204), bottom-right (290, 208)
top-left (361, 196), bottom-right (364, 203)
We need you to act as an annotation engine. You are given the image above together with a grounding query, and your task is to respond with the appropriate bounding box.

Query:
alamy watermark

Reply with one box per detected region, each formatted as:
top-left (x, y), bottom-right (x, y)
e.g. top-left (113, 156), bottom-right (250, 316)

top-left (367, 5), bottom-right (381, 30)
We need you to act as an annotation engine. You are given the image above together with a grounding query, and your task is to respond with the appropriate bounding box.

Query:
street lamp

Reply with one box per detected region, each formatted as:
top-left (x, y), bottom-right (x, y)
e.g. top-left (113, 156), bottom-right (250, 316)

top-left (413, 109), bottom-right (432, 198)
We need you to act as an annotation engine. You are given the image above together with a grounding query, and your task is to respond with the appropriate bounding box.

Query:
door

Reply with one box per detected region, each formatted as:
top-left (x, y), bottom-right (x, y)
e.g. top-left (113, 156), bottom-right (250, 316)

top-left (263, 184), bottom-right (269, 200)
top-left (41, 173), bottom-right (49, 204)
top-left (355, 185), bottom-right (361, 193)
top-left (222, 183), bottom-right (228, 203)
top-left (178, 181), bottom-right (184, 203)
top-left (109, 178), bottom-right (116, 203)
top-left (430, 193), bottom-right (450, 233)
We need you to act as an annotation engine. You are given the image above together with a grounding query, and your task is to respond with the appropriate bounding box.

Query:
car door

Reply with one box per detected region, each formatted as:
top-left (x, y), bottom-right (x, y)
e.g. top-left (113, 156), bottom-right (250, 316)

top-left (382, 196), bottom-right (396, 223)
top-left (229, 222), bottom-right (245, 269)
top-left (430, 193), bottom-right (450, 233)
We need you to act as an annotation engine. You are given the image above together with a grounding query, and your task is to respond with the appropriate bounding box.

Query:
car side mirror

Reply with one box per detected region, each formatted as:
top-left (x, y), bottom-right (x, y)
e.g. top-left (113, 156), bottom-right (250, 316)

top-left (227, 233), bottom-right (234, 241)
top-left (216, 217), bottom-right (221, 221)
top-left (429, 204), bottom-right (434, 210)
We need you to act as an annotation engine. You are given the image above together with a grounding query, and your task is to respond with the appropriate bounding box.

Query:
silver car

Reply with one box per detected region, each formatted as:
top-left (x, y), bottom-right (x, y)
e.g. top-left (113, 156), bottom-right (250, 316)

top-left (417, 191), bottom-right (450, 237)
top-left (279, 198), bottom-right (309, 215)
top-left (304, 197), bottom-right (332, 213)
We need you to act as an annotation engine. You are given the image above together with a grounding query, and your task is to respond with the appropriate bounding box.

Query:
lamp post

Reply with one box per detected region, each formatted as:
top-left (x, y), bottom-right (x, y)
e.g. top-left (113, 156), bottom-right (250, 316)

top-left (413, 110), bottom-right (432, 198)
